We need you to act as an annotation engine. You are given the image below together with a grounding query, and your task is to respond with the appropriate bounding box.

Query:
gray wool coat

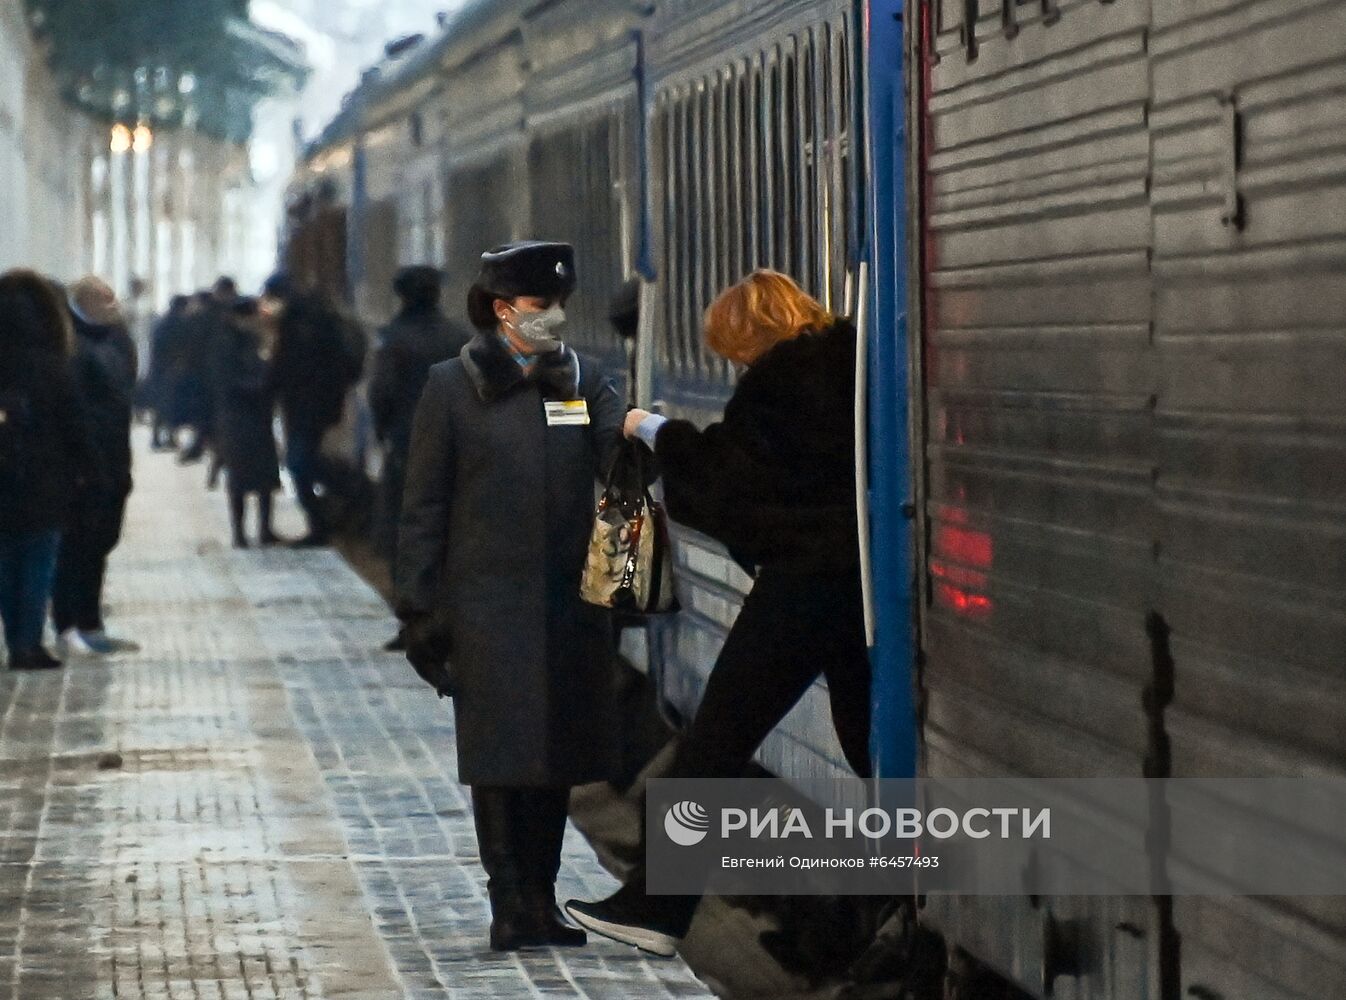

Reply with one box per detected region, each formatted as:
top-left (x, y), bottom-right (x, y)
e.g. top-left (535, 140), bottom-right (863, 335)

top-left (395, 332), bottom-right (625, 787)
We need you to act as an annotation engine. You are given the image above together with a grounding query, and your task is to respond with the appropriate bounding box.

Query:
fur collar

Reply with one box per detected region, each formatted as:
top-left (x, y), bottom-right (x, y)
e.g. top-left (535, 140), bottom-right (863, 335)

top-left (734, 319), bottom-right (856, 403)
top-left (461, 332), bottom-right (581, 403)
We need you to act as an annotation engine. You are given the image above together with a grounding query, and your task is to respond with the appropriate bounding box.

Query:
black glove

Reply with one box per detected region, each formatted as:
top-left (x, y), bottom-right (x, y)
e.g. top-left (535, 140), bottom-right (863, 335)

top-left (404, 614), bottom-right (456, 699)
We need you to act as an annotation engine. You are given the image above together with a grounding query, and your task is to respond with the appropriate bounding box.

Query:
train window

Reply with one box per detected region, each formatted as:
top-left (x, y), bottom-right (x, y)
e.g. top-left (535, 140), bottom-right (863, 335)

top-left (715, 73), bottom-right (732, 296)
top-left (716, 71), bottom-right (735, 382)
top-left (783, 47), bottom-right (801, 285)
top-left (676, 93), bottom-right (696, 379)
top-left (766, 56), bottom-right (781, 272)
top-left (699, 78), bottom-right (715, 381)
top-left (726, 68), bottom-right (741, 287)
top-left (842, 22), bottom-right (854, 290)
top-left (615, 96), bottom-right (636, 279)
top-left (738, 69), bottom-right (754, 277)
top-left (687, 87), bottom-right (703, 378)
top-left (752, 63), bottom-right (768, 270)
top-left (663, 99), bottom-right (681, 375)
top-left (801, 37), bottom-right (819, 298)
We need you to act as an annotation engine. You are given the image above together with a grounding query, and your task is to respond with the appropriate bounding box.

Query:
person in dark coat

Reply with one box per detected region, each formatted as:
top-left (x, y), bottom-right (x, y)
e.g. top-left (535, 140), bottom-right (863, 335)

top-left (0, 270), bottom-right (93, 671)
top-left (565, 269), bottom-right (873, 957)
top-left (396, 241), bottom-right (625, 952)
top-left (52, 277), bottom-right (141, 658)
top-left (263, 273), bottom-right (366, 547)
top-left (142, 295), bottom-right (191, 449)
top-left (179, 278), bottom-right (237, 470)
top-left (369, 265), bottom-right (471, 561)
top-left (212, 299), bottom-right (282, 548)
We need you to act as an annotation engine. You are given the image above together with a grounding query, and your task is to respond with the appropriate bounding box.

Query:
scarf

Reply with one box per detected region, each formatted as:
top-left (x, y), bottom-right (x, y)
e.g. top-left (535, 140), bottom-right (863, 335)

top-left (461, 331), bottom-right (582, 403)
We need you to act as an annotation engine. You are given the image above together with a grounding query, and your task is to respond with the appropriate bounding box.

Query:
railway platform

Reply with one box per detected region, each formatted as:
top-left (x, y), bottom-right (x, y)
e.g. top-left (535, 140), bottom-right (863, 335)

top-left (0, 437), bottom-right (712, 1000)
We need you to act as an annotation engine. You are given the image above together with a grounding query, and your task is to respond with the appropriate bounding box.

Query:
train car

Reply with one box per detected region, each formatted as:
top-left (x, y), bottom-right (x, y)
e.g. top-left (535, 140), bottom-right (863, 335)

top-left (908, 0), bottom-right (1346, 997)
top-left (284, 1), bottom-right (1346, 997)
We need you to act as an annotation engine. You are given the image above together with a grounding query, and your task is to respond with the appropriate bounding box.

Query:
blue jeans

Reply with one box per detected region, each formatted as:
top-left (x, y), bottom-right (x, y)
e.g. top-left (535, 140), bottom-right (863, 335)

top-left (0, 531), bottom-right (61, 656)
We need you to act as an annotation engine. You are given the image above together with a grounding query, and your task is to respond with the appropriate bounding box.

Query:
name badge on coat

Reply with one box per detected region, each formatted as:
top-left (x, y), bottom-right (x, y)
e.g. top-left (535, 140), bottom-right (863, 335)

top-left (544, 399), bottom-right (590, 426)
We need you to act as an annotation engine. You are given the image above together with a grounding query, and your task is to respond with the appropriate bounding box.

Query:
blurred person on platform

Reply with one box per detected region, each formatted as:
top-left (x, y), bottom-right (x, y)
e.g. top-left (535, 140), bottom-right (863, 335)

top-left (212, 298), bottom-right (283, 549)
top-left (369, 265), bottom-right (470, 650)
top-left (142, 295), bottom-right (192, 450)
top-left (263, 273), bottom-right (366, 547)
top-left (178, 277), bottom-right (237, 473)
top-left (53, 277), bottom-right (141, 659)
top-left (0, 270), bottom-right (94, 671)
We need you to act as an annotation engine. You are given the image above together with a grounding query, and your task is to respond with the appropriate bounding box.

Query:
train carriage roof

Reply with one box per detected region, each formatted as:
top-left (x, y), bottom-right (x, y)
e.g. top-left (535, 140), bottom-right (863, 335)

top-left (304, 0), bottom-right (663, 163)
top-left (304, 0), bottom-right (539, 160)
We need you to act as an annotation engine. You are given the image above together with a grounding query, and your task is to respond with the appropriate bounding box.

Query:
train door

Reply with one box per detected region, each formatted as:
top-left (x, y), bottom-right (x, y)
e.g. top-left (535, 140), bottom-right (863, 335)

top-left (862, 0), bottom-right (919, 781)
top-left (645, 0), bottom-right (864, 789)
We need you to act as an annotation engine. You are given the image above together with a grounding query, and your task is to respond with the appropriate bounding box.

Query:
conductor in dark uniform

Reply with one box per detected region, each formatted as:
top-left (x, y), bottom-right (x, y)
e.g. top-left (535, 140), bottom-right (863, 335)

top-left (395, 241), bottom-right (625, 951)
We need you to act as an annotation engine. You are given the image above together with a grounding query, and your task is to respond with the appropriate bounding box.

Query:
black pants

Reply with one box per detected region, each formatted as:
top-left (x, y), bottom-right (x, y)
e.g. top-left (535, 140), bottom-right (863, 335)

top-left (630, 568), bottom-right (872, 935)
top-left (670, 568), bottom-right (872, 781)
top-left (52, 489), bottom-right (129, 633)
top-left (228, 487), bottom-right (275, 543)
top-left (285, 428), bottom-right (333, 537)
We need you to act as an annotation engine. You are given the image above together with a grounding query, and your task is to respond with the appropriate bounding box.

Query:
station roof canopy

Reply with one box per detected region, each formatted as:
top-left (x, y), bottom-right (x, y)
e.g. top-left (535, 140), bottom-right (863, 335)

top-left (23, 0), bottom-right (308, 144)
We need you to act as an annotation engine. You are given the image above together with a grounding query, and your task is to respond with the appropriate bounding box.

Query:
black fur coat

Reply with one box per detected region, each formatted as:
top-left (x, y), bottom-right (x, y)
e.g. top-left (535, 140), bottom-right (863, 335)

top-left (653, 319), bottom-right (860, 574)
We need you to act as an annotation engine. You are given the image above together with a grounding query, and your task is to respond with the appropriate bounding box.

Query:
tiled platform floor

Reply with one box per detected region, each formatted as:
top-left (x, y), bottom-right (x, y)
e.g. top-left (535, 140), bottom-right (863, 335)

top-left (0, 438), bottom-right (712, 1000)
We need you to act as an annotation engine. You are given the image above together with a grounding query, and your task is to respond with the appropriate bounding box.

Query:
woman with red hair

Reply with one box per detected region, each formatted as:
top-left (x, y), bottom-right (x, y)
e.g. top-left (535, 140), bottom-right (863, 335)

top-left (566, 269), bottom-right (871, 955)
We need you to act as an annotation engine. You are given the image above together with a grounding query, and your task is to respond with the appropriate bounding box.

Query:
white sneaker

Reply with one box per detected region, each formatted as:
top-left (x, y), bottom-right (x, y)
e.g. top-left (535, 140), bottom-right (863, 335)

top-left (80, 630), bottom-right (141, 655)
top-left (57, 628), bottom-right (100, 658)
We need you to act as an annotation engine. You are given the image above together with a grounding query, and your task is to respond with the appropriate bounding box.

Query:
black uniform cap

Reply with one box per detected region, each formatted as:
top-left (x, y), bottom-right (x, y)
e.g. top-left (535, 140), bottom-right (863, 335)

top-left (476, 241), bottom-right (577, 300)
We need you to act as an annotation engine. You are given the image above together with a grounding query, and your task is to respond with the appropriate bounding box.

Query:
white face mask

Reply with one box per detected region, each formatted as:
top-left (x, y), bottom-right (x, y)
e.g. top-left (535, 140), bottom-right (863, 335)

top-left (508, 304), bottom-right (568, 349)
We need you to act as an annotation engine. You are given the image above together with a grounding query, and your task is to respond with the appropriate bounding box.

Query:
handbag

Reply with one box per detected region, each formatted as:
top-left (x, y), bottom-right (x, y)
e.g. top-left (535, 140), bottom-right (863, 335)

top-left (580, 439), bottom-right (678, 614)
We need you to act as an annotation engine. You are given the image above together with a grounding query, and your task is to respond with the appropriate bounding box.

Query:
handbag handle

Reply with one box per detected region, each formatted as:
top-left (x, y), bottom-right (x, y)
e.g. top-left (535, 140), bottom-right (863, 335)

top-left (600, 436), bottom-right (656, 511)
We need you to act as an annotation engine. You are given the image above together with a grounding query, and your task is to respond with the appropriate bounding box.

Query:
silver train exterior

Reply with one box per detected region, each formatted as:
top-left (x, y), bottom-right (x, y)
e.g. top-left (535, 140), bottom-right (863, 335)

top-left (284, 1), bottom-right (1346, 998)
top-left (916, 1), bottom-right (1346, 998)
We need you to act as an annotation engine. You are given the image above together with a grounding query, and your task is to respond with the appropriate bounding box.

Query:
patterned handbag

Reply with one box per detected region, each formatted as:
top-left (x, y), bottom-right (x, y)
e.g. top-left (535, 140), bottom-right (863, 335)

top-left (580, 440), bottom-right (678, 614)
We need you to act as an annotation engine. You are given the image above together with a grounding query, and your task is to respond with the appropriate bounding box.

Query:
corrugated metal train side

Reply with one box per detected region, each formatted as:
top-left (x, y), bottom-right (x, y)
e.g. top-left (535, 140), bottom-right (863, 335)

top-left (915, 0), bottom-right (1346, 997)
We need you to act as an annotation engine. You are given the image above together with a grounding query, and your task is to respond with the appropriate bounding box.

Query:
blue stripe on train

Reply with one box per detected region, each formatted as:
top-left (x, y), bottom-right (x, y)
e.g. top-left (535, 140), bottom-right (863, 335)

top-left (863, 0), bottom-right (918, 780)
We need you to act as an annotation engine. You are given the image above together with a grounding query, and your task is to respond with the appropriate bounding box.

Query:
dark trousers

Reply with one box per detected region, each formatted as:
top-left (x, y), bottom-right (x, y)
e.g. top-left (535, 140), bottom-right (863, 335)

top-left (285, 428), bottom-right (333, 537)
top-left (0, 531), bottom-right (61, 655)
top-left (52, 490), bottom-right (128, 633)
top-left (633, 568), bottom-right (873, 934)
top-left (227, 487), bottom-right (274, 544)
top-left (670, 569), bottom-right (872, 781)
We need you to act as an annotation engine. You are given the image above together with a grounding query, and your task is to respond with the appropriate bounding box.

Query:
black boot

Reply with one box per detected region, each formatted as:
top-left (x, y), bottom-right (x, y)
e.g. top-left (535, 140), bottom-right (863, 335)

top-left (229, 489), bottom-right (249, 548)
top-left (520, 788), bottom-right (586, 947)
top-left (9, 647), bottom-right (63, 672)
top-left (472, 787), bottom-right (547, 951)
